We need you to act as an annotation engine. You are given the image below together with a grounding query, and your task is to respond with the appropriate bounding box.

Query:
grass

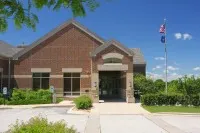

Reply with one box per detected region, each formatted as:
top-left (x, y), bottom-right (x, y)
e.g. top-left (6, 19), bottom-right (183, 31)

top-left (143, 106), bottom-right (200, 113)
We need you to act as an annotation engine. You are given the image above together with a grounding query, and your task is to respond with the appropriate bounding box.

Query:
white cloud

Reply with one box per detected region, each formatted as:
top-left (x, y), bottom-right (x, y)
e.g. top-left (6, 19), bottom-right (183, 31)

top-left (152, 65), bottom-right (161, 71)
top-left (167, 66), bottom-right (179, 71)
top-left (168, 73), bottom-right (182, 81)
top-left (174, 33), bottom-right (192, 40)
top-left (183, 33), bottom-right (192, 40)
top-left (193, 67), bottom-right (200, 71)
top-left (174, 33), bottom-right (182, 39)
top-left (147, 72), bottom-right (162, 80)
top-left (163, 69), bottom-right (169, 73)
top-left (155, 57), bottom-right (165, 61)
top-left (147, 72), bottom-right (182, 81)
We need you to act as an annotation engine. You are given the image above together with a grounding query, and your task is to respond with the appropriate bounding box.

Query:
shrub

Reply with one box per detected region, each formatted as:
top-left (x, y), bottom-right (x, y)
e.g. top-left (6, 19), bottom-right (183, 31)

top-left (74, 95), bottom-right (92, 109)
top-left (8, 116), bottom-right (76, 133)
top-left (4, 89), bottom-right (52, 105)
top-left (0, 98), bottom-right (4, 105)
top-left (141, 93), bottom-right (200, 106)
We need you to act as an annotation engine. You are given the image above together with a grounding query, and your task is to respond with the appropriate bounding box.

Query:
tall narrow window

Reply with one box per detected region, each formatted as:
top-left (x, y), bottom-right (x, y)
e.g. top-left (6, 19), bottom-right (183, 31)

top-left (104, 58), bottom-right (122, 64)
top-left (64, 73), bottom-right (80, 96)
top-left (0, 72), bottom-right (2, 92)
top-left (32, 73), bottom-right (49, 90)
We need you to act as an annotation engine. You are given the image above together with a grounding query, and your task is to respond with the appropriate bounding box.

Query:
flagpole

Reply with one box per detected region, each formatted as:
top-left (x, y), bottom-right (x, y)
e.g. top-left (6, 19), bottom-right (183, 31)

top-left (164, 18), bottom-right (168, 94)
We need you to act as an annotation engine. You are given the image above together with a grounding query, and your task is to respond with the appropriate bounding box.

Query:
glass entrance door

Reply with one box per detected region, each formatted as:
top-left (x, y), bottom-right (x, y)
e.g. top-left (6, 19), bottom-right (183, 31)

top-left (99, 76), bottom-right (120, 99)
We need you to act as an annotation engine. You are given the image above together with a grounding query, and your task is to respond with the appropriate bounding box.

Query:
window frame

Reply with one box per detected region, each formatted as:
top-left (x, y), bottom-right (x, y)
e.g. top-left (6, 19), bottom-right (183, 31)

top-left (63, 72), bottom-right (81, 96)
top-left (32, 73), bottom-right (50, 89)
top-left (103, 58), bottom-right (122, 64)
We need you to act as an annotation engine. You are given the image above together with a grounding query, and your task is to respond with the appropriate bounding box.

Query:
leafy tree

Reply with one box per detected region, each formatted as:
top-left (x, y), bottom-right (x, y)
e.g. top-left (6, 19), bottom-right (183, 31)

top-left (0, 0), bottom-right (100, 32)
top-left (134, 73), bottom-right (154, 94)
top-left (154, 79), bottom-right (165, 93)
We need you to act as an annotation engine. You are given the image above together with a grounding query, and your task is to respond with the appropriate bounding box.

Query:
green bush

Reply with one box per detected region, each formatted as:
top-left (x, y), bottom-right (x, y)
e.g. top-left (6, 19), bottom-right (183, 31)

top-left (141, 94), bottom-right (200, 106)
top-left (74, 95), bottom-right (92, 109)
top-left (8, 116), bottom-right (76, 133)
top-left (0, 98), bottom-right (4, 104)
top-left (134, 74), bottom-right (200, 96)
top-left (2, 89), bottom-right (52, 105)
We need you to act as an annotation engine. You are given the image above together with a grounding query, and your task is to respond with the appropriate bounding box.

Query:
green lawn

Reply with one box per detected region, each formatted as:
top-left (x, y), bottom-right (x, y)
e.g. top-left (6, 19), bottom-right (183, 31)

top-left (143, 106), bottom-right (200, 113)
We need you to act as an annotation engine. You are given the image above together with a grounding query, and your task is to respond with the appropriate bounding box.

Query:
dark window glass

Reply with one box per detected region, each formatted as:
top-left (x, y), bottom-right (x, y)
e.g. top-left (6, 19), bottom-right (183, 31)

top-left (0, 72), bottom-right (2, 91)
top-left (42, 73), bottom-right (50, 77)
top-left (64, 78), bottom-right (71, 96)
top-left (41, 78), bottom-right (49, 89)
top-left (104, 58), bottom-right (122, 64)
top-left (63, 73), bottom-right (80, 96)
top-left (72, 73), bottom-right (80, 77)
top-left (72, 78), bottom-right (80, 95)
top-left (32, 73), bottom-right (49, 89)
top-left (33, 78), bottom-right (40, 89)
top-left (64, 73), bottom-right (71, 77)
top-left (33, 73), bottom-right (41, 77)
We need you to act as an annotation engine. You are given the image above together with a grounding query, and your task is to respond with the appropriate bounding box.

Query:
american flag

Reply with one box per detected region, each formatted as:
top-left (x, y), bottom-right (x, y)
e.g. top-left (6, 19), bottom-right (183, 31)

top-left (159, 24), bottom-right (165, 33)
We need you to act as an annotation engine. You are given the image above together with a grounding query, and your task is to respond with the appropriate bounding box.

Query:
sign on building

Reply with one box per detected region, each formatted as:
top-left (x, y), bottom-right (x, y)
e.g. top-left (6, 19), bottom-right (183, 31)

top-left (3, 87), bottom-right (7, 95)
top-left (50, 86), bottom-right (54, 93)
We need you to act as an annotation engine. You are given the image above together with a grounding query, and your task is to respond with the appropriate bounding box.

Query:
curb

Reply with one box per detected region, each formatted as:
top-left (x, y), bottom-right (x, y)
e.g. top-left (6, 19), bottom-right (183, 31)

top-left (67, 106), bottom-right (91, 115)
top-left (33, 105), bottom-right (74, 108)
top-left (153, 112), bottom-right (200, 116)
top-left (0, 104), bottom-right (74, 109)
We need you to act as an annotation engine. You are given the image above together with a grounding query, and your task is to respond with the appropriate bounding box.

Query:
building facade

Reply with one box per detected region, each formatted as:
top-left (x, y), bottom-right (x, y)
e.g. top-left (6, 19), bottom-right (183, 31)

top-left (0, 19), bottom-right (146, 103)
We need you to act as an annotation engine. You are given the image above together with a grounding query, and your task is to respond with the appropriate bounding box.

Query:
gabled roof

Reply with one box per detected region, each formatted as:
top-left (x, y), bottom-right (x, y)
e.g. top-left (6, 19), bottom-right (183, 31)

top-left (130, 48), bottom-right (146, 65)
top-left (13, 19), bottom-right (105, 60)
top-left (0, 40), bottom-right (23, 58)
top-left (91, 40), bottom-right (134, 57)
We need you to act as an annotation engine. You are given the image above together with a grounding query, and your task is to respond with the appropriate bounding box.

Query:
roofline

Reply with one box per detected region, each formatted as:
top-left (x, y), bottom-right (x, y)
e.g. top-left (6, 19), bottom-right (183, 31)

top-left (91, 40), bottom-right (134, 57)
top-left (13, 19), bottom-right (105, 60)
top-left (0, 53), bottom-right (9, 60)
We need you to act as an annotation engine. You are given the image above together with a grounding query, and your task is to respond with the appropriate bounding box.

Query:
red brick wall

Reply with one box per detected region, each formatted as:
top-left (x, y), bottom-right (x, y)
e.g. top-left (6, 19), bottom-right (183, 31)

top-left (13, 24), bottom-right (102, 89)
top-left (92, 45), bottom-right (133, 73)
top-left (0, 58), bottom-right (8, 87)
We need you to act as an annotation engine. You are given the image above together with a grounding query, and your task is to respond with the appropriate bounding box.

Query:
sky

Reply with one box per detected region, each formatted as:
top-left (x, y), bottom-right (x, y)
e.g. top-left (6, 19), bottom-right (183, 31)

top-left (0, 0), bottom-right (200, 81)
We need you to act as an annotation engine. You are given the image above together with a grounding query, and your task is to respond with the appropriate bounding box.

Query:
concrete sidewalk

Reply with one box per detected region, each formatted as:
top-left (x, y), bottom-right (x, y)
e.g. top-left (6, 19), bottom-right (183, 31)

top-left (0, 100), bottom-right (74, 109)
top-left (92, 102), bottom-right (150, 115)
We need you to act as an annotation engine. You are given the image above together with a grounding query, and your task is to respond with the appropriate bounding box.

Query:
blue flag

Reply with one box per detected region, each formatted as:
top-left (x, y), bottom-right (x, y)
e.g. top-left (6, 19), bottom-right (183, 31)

top-left (161, 36), bottom-right (165, 43)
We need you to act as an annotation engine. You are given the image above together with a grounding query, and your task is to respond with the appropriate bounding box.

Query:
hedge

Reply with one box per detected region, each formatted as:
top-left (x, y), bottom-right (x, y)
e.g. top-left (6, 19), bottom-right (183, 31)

top-left (0, 89), bottom-right (54, 105)
top-left (141, 93), bottom-right (200, 106)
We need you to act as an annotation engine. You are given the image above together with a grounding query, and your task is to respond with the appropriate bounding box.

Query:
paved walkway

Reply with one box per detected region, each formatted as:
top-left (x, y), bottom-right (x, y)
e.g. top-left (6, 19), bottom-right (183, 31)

top-left (1, 101), bottom-right (200, 133)
top-left (92, 102), bottom-right (150, 114)
top-left (84, 102), bottom-right (150, 133)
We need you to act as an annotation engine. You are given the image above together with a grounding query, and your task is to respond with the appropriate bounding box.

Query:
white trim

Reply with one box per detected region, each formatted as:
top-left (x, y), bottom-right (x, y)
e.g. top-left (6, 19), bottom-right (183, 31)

top-left (50, 75), bottom-right (63, 78)
top-left (62, 68), bottom-right (82, 73)
top-left (102, 53), bottom-right (124, 60)
top-left (13, 75), bottom-right (32, 78)
top-left (98, 64), bottom-right (128, 71)
top-left (31, 68), bottom-right (51, 73)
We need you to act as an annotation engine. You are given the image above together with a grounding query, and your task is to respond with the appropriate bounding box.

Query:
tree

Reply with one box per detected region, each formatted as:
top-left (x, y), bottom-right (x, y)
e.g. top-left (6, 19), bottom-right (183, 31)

top-left (0, 0), bottom-right (99, 32)
top-left (154, 79), bottom-right (165, 93)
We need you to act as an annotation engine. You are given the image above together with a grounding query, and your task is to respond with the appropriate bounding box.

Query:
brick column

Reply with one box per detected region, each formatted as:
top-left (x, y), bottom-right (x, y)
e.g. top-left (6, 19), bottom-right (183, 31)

top-left (126, 72), bottom-right (135, 103)
top-left (91, 73), bottom-right (99, 103)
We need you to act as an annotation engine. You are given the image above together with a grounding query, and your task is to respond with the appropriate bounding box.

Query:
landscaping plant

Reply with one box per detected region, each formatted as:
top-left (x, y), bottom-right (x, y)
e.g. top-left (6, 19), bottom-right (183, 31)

top-left (8, 116), bottom-right (76, 133)
top-left (74, 95), bottom-right (92, 109)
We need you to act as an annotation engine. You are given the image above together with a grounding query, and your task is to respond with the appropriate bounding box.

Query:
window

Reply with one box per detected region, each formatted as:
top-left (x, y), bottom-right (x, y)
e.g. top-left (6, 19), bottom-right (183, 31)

top-left (0, 72), bottom-right (2, 92)
top-left (104, 58), bottom-right (122, 64)
top-left (32, 73), bottom-right (50, 90)
top-left (64, 73), bottom-right (80, 96)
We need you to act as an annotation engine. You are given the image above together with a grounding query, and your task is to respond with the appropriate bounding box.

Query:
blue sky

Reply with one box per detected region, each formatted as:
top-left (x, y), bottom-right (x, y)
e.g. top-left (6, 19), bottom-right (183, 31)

top-left (0, 0), bottom-right (200, 80)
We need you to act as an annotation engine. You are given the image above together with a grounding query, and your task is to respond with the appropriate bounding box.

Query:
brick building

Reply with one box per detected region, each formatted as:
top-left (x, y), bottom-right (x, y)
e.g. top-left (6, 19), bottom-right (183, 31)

top-left (0, 19), bottom-right (146, 103)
